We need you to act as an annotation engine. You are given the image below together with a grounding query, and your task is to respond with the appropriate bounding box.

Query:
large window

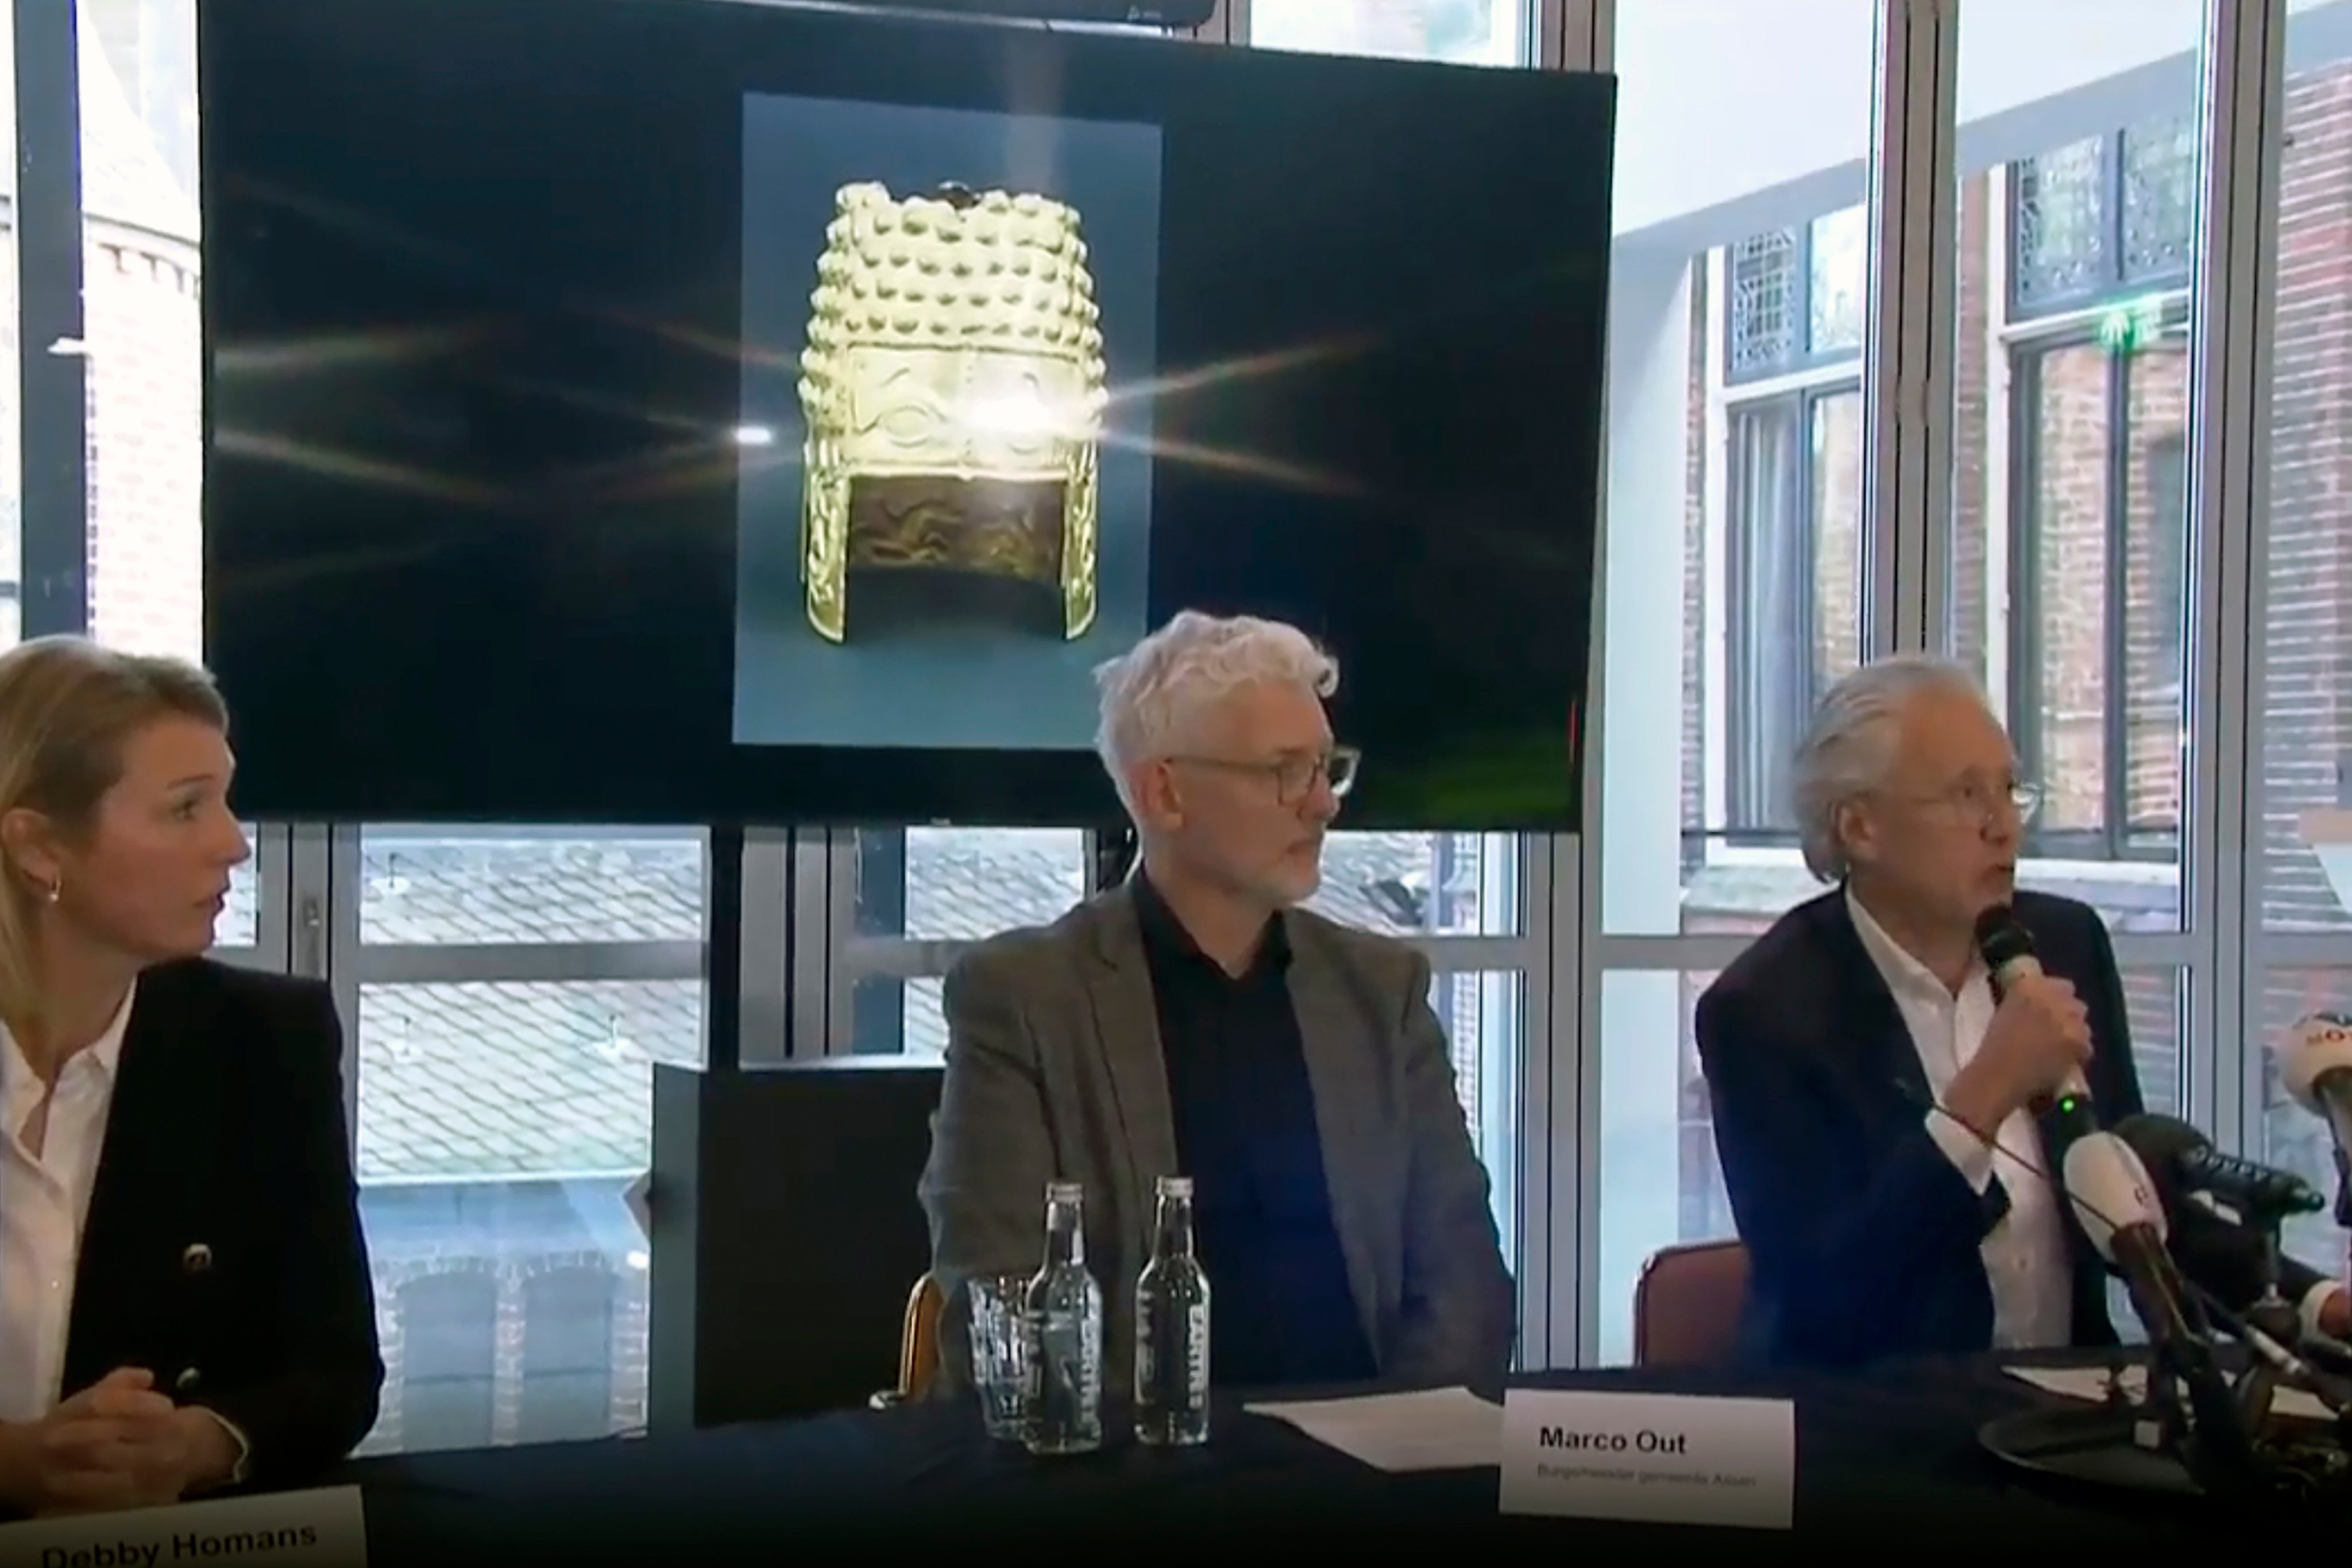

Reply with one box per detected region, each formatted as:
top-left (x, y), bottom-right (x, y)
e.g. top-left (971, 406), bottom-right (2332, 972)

top-left (345, 828), bottom-right (705, 1454)
top-left (1945, 63), bottom-right (2202, 936)
top-left (1590, 0), bottom-right (1878, 1362)
top-left (1247, 0), bottom-right (1531, 65)
top-left (2261, 24), bottom-right (2352, 933)
top-left (1984, 118), bottom-right (2197, 903)
top-left (1601, 42), bottom-right (1875, 939)
top-left (1722, 383), bottom-right (1864, 837)
top-left (2252, 10), bottom-right (2352, 1297)
top-left (78, 0), bottom-right (202, 661)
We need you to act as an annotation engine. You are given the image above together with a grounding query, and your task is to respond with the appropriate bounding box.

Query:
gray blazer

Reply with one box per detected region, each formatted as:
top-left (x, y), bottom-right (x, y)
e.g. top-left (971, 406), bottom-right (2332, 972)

top-left (918, 883), bottom-right (1515, 1399)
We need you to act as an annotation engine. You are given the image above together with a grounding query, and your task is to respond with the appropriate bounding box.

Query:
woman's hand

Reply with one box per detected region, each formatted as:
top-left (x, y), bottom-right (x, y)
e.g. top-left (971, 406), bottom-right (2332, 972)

top-left (0, 1367), bottom-right (182, 1516)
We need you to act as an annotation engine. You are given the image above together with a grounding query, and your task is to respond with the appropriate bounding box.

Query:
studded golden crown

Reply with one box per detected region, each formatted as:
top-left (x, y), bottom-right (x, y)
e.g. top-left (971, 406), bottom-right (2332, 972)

top-left (795, 181), bottom-right (1108, 642)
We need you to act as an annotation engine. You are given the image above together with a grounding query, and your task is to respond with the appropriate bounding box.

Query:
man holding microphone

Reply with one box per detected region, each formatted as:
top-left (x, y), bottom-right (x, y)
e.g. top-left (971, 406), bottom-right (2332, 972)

top-left (1697, 654), bottom-right (2350, 1366)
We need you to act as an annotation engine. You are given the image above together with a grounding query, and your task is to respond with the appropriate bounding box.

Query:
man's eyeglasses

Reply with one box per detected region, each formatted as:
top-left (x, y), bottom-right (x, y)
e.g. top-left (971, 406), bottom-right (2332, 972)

top-left (1903, 778), bottom-right (2043, 827)
top-left (1170, 744), bottom-right (1360, 805)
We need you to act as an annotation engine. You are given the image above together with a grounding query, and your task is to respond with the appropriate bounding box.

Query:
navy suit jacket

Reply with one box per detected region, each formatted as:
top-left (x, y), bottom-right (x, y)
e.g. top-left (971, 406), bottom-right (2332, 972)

top-left (52, 960), bottom-right (383, 1493)
top-left (1695, 887), bottom-right (2319, 1368)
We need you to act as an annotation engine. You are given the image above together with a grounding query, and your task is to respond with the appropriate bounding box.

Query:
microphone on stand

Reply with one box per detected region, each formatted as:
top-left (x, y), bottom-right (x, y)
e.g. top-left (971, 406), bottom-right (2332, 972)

top-left (2112, 1113), bottom-right (2352, 1422)
top-left (2276, 1011), bottom-right (2352, 1230)
top-left (2112, 1113), bottom-right (2327, 1224)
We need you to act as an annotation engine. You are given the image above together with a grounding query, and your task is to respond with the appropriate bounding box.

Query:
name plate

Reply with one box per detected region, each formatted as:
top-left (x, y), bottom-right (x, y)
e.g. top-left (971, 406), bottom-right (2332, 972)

top-left (1499, 1391), bottom-right (1794, 1530)
top-left (0, 1485), bottom-right (365, 1568)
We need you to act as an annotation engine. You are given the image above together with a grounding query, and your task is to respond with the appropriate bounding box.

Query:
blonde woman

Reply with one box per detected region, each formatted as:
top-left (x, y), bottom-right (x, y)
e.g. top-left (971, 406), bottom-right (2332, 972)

top-left (0, 638), bottom-right (379, 1516)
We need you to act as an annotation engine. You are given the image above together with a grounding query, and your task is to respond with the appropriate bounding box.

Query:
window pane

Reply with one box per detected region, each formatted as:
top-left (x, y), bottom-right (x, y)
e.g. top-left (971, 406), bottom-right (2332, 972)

top-left (1247, 0), bottom-right (1532, 67)
top-left (1598, 964), bottom-right (2183, 1366)
top-left (1806, 207), bottom-right (1867, 356)
top-left (1602, 0), bottom-right (1876, 936)
top-left (856, 828), bottom-right (1087, 943)
top-left (357, 1181), bottom-right (647, 1454)
top-left (359, 828), bottom-right (706, 945)
top-left (352, 977), bottom-right (694, 1452)
top-left (2261, 28), bottom-right (2352, 930)
top-left (2258, 968), bottom-right (2352, 1279)
top-left (215, 822), bottom-right (260, 948)
top-left (1947, 4), bottom-right (2200, 936)
top-left (355, 980), bottom-right (704, 1181)
top-left (1307, 832), bottom-right (1521, 936)
top-left (79, 0), bottom-right (203, 661)
top-left (1435, 968), bottom-right (1523, 1277)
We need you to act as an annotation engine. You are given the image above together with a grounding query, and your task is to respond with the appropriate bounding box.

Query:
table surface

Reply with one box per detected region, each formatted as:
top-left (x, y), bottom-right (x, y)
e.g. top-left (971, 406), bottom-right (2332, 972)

top-left (342, 1352), bottom-right (2323, 1558)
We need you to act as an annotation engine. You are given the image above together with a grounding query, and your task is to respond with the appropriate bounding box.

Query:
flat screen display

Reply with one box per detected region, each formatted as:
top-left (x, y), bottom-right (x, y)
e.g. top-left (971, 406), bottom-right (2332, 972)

top-left (200, 0), bottom-right (1615, 828)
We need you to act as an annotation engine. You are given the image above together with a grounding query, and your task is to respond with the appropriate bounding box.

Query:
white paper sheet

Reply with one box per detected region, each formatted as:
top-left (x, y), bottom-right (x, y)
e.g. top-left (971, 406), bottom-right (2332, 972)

top-left (2005, 1362), bottom-right (2335, 1423)
top-left (1243, 1386), bottom-right (1504, 1472)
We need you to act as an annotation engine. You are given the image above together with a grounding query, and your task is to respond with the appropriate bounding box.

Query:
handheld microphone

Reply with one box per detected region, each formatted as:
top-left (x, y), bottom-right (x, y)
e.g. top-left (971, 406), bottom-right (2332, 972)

top-left (1973, 905), bottom-right (2094, 1131)
top-left (2113, 1113), bottom-right (2327, 1221)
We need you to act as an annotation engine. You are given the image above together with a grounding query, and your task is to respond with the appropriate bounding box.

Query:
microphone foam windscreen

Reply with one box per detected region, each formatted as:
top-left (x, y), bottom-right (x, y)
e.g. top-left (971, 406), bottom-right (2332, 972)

top-left (2280, 1011), bottom-right (2352, 1110)
top-left (1973, 903), bottom-right (2035, 970)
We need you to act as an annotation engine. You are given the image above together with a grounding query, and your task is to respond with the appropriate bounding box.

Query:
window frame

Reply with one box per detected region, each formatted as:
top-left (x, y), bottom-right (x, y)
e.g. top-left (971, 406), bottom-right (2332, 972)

top-left (1720, 381), bottom-right (1861, 843)
top-left (1723, 214), bottom-right (1869, 388)
top-left (2005, 304), bottom-right (2193, 866)
top-left (2008, 122), bottom-right (2198, 323)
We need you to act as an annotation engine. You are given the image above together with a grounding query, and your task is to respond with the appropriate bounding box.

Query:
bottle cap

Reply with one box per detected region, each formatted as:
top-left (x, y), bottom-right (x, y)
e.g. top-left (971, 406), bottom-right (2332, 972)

top-left (1156, 1175), bottom-right (1194, 1197)
top-left (1046, 1180), bottom-right (1084, 1203)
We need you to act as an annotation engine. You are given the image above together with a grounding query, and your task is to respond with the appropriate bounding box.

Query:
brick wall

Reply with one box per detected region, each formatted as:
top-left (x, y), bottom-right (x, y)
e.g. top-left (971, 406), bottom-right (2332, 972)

top-left (0, 214), bottom-right (203, 656)
top-left (84, 226), bottom-right (204, 660)
top-left (2264, 64), bottom-right (2352, 928)
top-left (1814, 393), bottom-right (1864, 686)
top-left (1681, 269), bottom-right (1708, 843)
top-left (1951, 176), bottom-right (1991, 683)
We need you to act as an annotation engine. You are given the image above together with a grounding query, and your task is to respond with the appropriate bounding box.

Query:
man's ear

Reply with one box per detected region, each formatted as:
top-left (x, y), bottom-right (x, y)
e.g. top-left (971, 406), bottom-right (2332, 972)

top-left (1834, 798), bottom-right (1876, 870)
top-left (1129, 760), bottom-right (1184, 835)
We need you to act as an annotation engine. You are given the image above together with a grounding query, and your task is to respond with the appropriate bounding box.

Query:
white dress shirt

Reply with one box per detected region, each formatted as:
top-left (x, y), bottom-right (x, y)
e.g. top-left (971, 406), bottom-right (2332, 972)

top-left (0, 984), bottom-right (137, 1422)
top-left (1847, 892), bottom-right (2076, 1347)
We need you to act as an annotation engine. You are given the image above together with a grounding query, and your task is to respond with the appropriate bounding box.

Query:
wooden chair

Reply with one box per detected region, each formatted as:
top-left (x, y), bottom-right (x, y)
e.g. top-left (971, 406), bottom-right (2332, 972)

top-left (1632, 1239), bottom-right (1749, 1368)
top-left (868, 1272), bottom-right (946, 1409)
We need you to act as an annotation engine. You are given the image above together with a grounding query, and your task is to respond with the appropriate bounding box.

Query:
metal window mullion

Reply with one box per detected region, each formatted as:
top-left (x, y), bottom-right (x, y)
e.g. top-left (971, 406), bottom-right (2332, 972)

top-left (350, 941), bottom-right (706, 986)
top-left (17, 0), bottom-right (87, 638)
top-left (1512, 832), bottom-right (1559, 1369)
top-left (2252, 932), bottom-right (2352, 971)
top-left (740, 828), bottom-right (791, 1063)
top-left (789, 829), bottom-right (837, 1056)
top-left (1861, 0), bottom-right (1958, 659)
top-left (318, 825), bottom-right (361, 1154)
top-left (1560, 0), bottom-right (1616, 1368)
top-left (2187, 0), bottom-right (2287, 1147)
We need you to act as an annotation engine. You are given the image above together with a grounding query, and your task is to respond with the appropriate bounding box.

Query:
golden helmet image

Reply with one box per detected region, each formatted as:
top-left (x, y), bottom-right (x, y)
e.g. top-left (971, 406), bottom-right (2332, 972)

top-left (795, 180), bottom-right (1109, 642)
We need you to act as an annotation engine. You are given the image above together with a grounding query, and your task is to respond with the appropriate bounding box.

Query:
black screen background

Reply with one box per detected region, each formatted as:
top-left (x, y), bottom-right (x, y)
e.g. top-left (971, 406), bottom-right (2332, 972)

top-left (199, 0), bottom-right (1615, 829)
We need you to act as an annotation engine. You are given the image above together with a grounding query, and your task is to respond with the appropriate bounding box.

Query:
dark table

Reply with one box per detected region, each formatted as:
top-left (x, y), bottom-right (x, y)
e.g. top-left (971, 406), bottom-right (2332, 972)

top-left (344, 1353), bottom-right (2315, 1558)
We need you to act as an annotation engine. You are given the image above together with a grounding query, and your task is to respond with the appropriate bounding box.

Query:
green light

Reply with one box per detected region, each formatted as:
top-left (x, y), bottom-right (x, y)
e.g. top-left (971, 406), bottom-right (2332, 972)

top-left (2096, 294), bottom-right (2166, 356)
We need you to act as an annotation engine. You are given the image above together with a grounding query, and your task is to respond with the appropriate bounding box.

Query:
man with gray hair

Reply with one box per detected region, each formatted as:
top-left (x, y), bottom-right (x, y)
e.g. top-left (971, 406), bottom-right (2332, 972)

top-left (920, 610), bottom-right (1513, 1399)
top-left (1696, 654), bottom-right (2348, 1366)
